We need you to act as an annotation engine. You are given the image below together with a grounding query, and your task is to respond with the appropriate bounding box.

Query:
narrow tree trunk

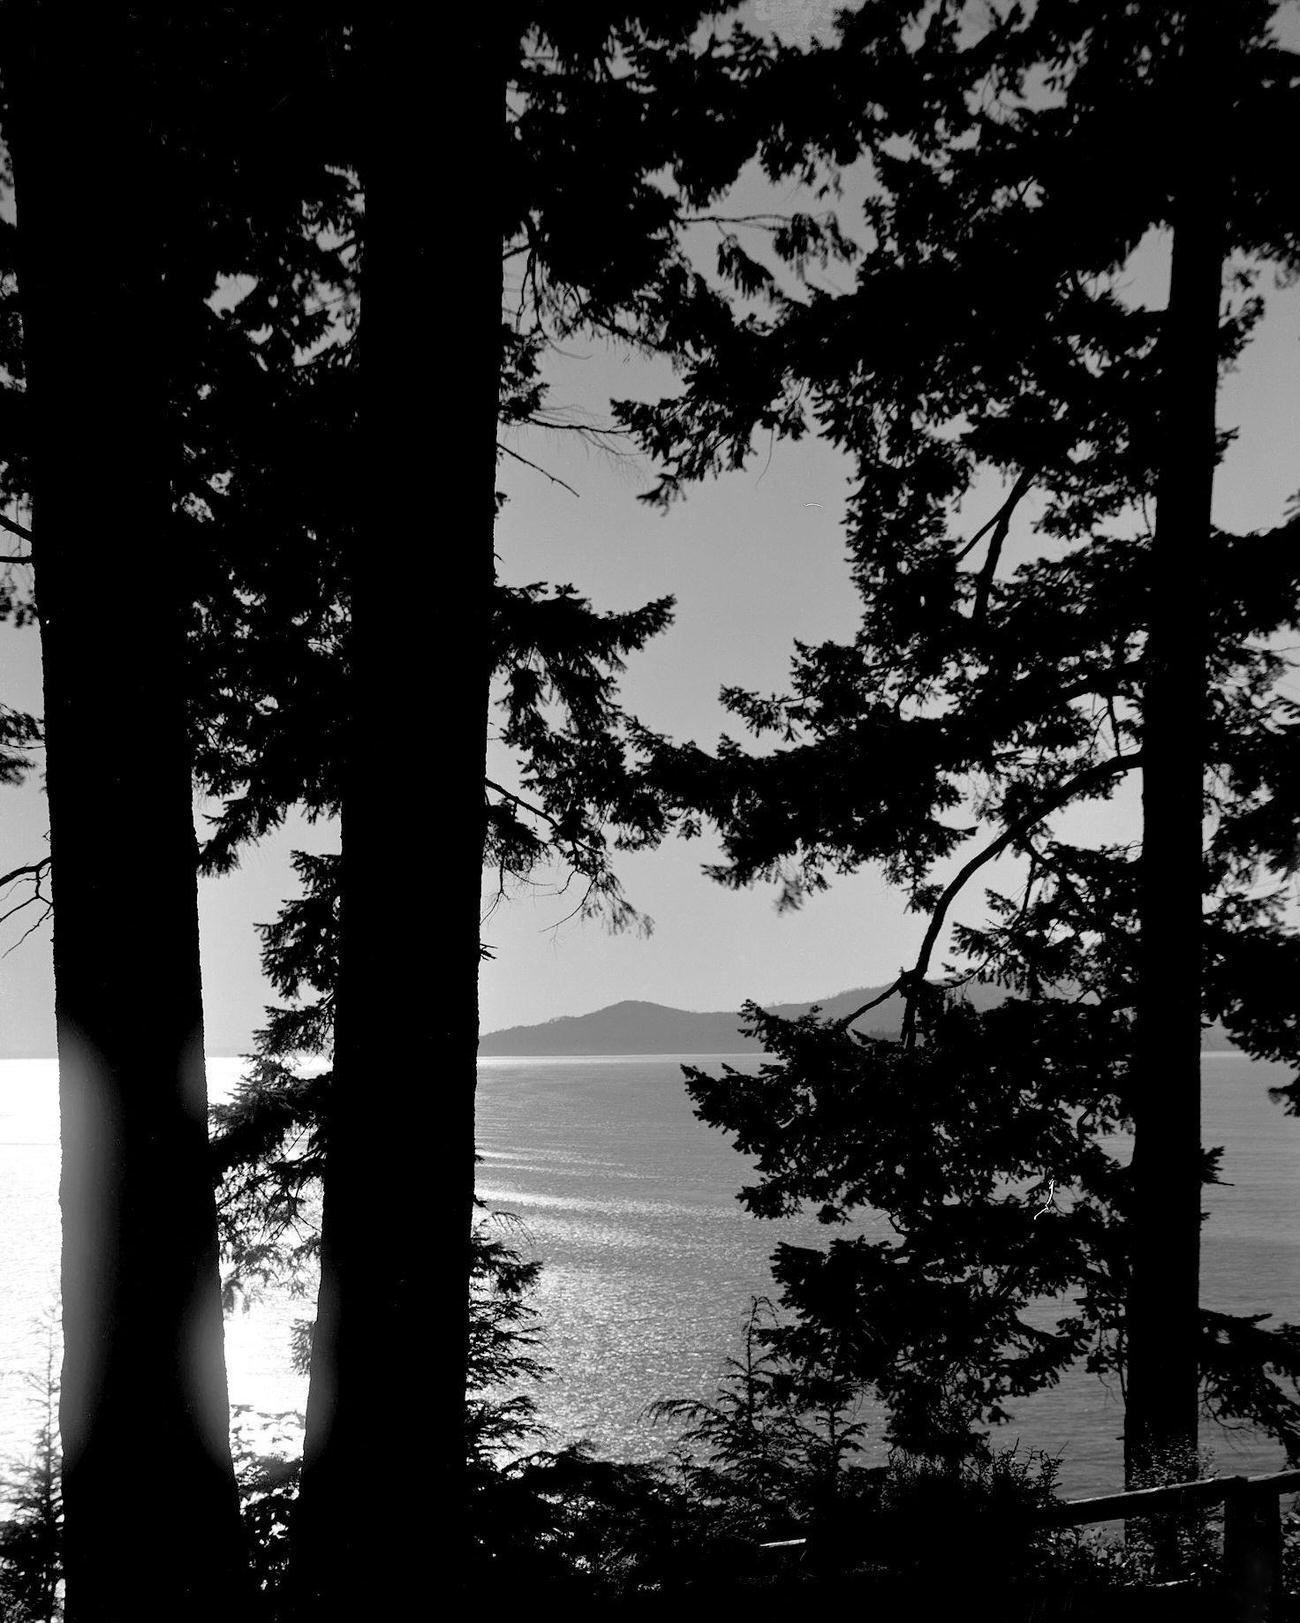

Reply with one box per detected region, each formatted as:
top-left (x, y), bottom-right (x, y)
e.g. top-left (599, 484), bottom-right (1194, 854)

top-left (5, 9), bottom-right (248, 1618)
top-left (1124, 15), bottom-right (1225, 1496)
top-left (293, 13), bottom-right (502, 1610)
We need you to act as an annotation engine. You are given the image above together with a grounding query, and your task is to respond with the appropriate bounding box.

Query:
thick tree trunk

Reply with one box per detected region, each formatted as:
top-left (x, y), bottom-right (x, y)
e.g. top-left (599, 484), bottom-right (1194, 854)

top-left (293, 13), bottom-right (502, 1611)
top-left (5, 9), bottom-right (248, 1619)
top-left (1124, 18), bottom-right (1224, 1495)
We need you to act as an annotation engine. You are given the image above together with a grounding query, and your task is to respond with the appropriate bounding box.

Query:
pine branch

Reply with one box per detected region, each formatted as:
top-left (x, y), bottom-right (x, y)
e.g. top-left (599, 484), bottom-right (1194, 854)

top-left (898, 752), bottom-right (1142, 1045)
top-left (484, 777), bottom-right (601, 857)
top-left (835, 757), bottom-right (1139, 1040)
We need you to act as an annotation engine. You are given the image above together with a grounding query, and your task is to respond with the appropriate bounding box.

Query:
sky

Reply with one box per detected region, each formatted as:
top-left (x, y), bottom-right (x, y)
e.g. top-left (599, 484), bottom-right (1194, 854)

top-left (1, 1), bottom-right (1298, 1053)
top-left (479, 260), bottom-right (1300, 1033)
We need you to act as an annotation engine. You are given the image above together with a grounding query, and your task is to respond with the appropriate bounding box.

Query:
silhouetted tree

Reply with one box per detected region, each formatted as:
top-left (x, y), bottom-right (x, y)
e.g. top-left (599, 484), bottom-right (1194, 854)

top-left (206, 562), bottom-right (670, 1600)
top-left (210, 1029), bottom-right (552, 1618)
top-left (619, 0), bottom-right (1300, 1489)
top-left (2, 9), bottom-right (250, 1615)
top-left (1126, 0), bottom-right (1225, 1496)
top-left (171, 8), bottom-right (808, 1606)
top-left (648, 1294), bottom-right (871, 1533)
top-left (0, 7), bottom-right (363, 1613)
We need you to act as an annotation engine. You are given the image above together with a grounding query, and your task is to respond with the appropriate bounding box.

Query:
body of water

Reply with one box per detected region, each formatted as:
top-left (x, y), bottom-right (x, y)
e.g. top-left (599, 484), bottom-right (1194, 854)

top-left (475, 1051), bottom-right (1300, 1499)
top-left (0, 1058), bottom-right (310, 1484)
top-left (1, 1052), bottom-right (1296, 1505)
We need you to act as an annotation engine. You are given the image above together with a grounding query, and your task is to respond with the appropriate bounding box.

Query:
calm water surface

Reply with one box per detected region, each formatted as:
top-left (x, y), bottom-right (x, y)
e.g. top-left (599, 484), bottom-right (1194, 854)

top-left (1, 1053), bottom-right (1296, 1504)
top-left (475, 1051), bottom-right (1300, 1498)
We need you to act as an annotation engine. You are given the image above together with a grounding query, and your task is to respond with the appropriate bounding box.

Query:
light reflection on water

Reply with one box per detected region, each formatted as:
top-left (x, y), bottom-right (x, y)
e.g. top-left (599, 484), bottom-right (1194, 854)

top-left (475, 1051), bottom-right (1300, 1498)
top-left (0, 1058), bottom-right (310, 1493)
top-left (1, 1053), bottom-right (1296, 1506)
top-left (471, 1052), bottom-right (896, 1471)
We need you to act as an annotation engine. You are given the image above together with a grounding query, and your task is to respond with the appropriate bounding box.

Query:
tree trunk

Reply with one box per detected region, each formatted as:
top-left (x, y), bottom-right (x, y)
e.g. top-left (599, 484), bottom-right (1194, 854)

top-left (293, 13), bottom-right (502, 1610)
top-left (1124, 14), bottom-right (1225, 1496)
top-left (5, 9), bottom-right (248, 1618)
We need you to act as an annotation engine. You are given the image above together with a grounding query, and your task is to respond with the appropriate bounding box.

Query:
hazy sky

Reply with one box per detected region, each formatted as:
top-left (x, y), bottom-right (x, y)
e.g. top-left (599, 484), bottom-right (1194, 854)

top-left (478, 0), bottom-right (1300, 1030)
top-left (1, 3), bottom-right (1298, 1053)
top-left (480, 256), bottom-right (1300, 1032)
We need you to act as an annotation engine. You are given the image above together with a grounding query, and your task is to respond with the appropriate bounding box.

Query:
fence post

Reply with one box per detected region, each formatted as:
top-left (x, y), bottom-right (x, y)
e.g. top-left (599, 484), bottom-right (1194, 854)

top-left (1222, 1477), bottom-right (1282, 1623)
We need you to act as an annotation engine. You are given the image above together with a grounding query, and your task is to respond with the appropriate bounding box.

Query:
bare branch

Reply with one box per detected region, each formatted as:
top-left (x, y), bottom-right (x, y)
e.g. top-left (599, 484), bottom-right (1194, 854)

top-left (836, 972), bottom-right (910, 1031)
top-left (954, 468), bottom-right (1033, 573)
top-left (5, 904), bottom-right (51, 955)
top-left (953, 503), bottom-right (1008, 564)
top-left (496, 442), bottom-right (581, 499)
top-left (546, 870), bottom-right (604, 931)
top-left (0, 855), bottom-right (51, 954)
top-left (973, 468), bottom-right (1035, 622)
top-left (0, 857), bottom-right (49, 890)
top-left (682, 212), bottom-right (790, 229)
top-left (0, 509), bottom-right (33, 549)
top-left (0, 888), bottom-right (45, 929)
top-left (523, 416), bottom-right (632, 444)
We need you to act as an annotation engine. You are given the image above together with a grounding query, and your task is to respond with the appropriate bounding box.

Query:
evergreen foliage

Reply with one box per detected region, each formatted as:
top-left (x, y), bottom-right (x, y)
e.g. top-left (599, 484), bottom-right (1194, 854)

top-left (210, 1065), bottom-right (551, 1465)
top-left (647, 1296), bottom-right (871, 1530)
top-left (0, 1318), bottom-right (62, 1622)
top-left (0, 7), bottom-right (319, 1611)
top-left (190, 14), bottom-right (811, 1603)
top-left (2, 2), bottom-right (1300, 1610)
top-left (617, 0), bottom-right (1300, 1474)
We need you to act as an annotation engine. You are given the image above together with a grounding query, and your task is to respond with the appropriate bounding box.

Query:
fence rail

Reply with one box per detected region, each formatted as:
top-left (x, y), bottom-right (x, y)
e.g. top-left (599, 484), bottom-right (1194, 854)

top-left (760, 1467), bottom-right (1300, 1622)
top-left (1051, 1467), bottom-right (1300, 1623)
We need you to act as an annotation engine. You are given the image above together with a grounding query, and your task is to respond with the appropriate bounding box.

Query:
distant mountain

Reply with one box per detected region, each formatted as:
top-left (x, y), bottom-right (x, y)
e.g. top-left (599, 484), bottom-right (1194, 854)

top-left (479, 981), bottom-right (1001, 1056)
top-left (479, 983), bottom-right (1239, 1056)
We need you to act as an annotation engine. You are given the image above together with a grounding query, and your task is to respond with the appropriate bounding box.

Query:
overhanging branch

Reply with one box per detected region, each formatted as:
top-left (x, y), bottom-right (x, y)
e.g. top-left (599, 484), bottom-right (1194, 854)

top-left (834, 753), bottom-right (1141, 1041)
top-left (973, 468), bottom-right (1034, 624)
top-left (0, 857), bottom-right (50, 889)
top-left (899, 751), bottom-right (1142, 1044)
top-left (0, 511), bottom-right (33, 548)
top-left (497, 442), bottom-right (580, 498)
top-left (0, 855), bottom-right (51, 953)
top-left (836, 973), bottom-right (912, 1030)
top-left (485, 777), bottom-right (601, 858)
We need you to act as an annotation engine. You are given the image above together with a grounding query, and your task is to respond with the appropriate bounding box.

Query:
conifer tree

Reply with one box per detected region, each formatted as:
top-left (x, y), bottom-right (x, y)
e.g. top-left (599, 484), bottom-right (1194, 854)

top-left (618, 0), bottom-right (1300, 1487)
top-left (0, 1316), bottom-right (63, 1623)
top-left (189, 9), bottom-right (804, 1606)
top-left (29, 7), bottom-right (941, 1601)
top-left (0, 7), bottom-right (357, 1613)
top-left (2, 8), bottom-right (250, 1615)
top-left (1126, 0), bottom-right (1226, 1494)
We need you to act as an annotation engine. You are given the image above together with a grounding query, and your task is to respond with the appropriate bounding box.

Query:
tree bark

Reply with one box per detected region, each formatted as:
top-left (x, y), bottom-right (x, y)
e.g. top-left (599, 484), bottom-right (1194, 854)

top-left (293, 12), bottom-right (502, 1610)
top-left (5, 8), bottom-right (248, 1617)
top-left (1124, 13), bottom-right (1225, 1494)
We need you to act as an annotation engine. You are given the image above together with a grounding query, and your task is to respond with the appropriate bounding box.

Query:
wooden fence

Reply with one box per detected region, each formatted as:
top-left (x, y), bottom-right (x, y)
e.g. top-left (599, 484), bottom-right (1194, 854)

top-left (760, 1467), bottom-right (1300, 1621)
top-left (1046, 1467), bottom-right (1300, 1623)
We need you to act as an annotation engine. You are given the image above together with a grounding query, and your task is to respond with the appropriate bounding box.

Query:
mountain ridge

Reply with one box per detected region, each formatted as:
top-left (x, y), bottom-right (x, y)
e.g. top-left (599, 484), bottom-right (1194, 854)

top-left (479, 983), bottom-right (1239, 1056)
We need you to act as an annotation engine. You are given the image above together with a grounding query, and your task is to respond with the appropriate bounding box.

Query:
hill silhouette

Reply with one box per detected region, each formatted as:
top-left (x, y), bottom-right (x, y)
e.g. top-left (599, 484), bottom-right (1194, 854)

top-left (478, 980), bottom-right (1004, 1055)
top-left (478, 982), bottom-right (1240, 1056)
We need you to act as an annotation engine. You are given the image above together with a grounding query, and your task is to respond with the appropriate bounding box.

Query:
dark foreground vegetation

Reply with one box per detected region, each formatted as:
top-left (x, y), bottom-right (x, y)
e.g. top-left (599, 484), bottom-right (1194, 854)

top-left (4, 1282), bottom-right (1300, 1619)
top-left (0, 1), bottom-right (1299, 1617)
